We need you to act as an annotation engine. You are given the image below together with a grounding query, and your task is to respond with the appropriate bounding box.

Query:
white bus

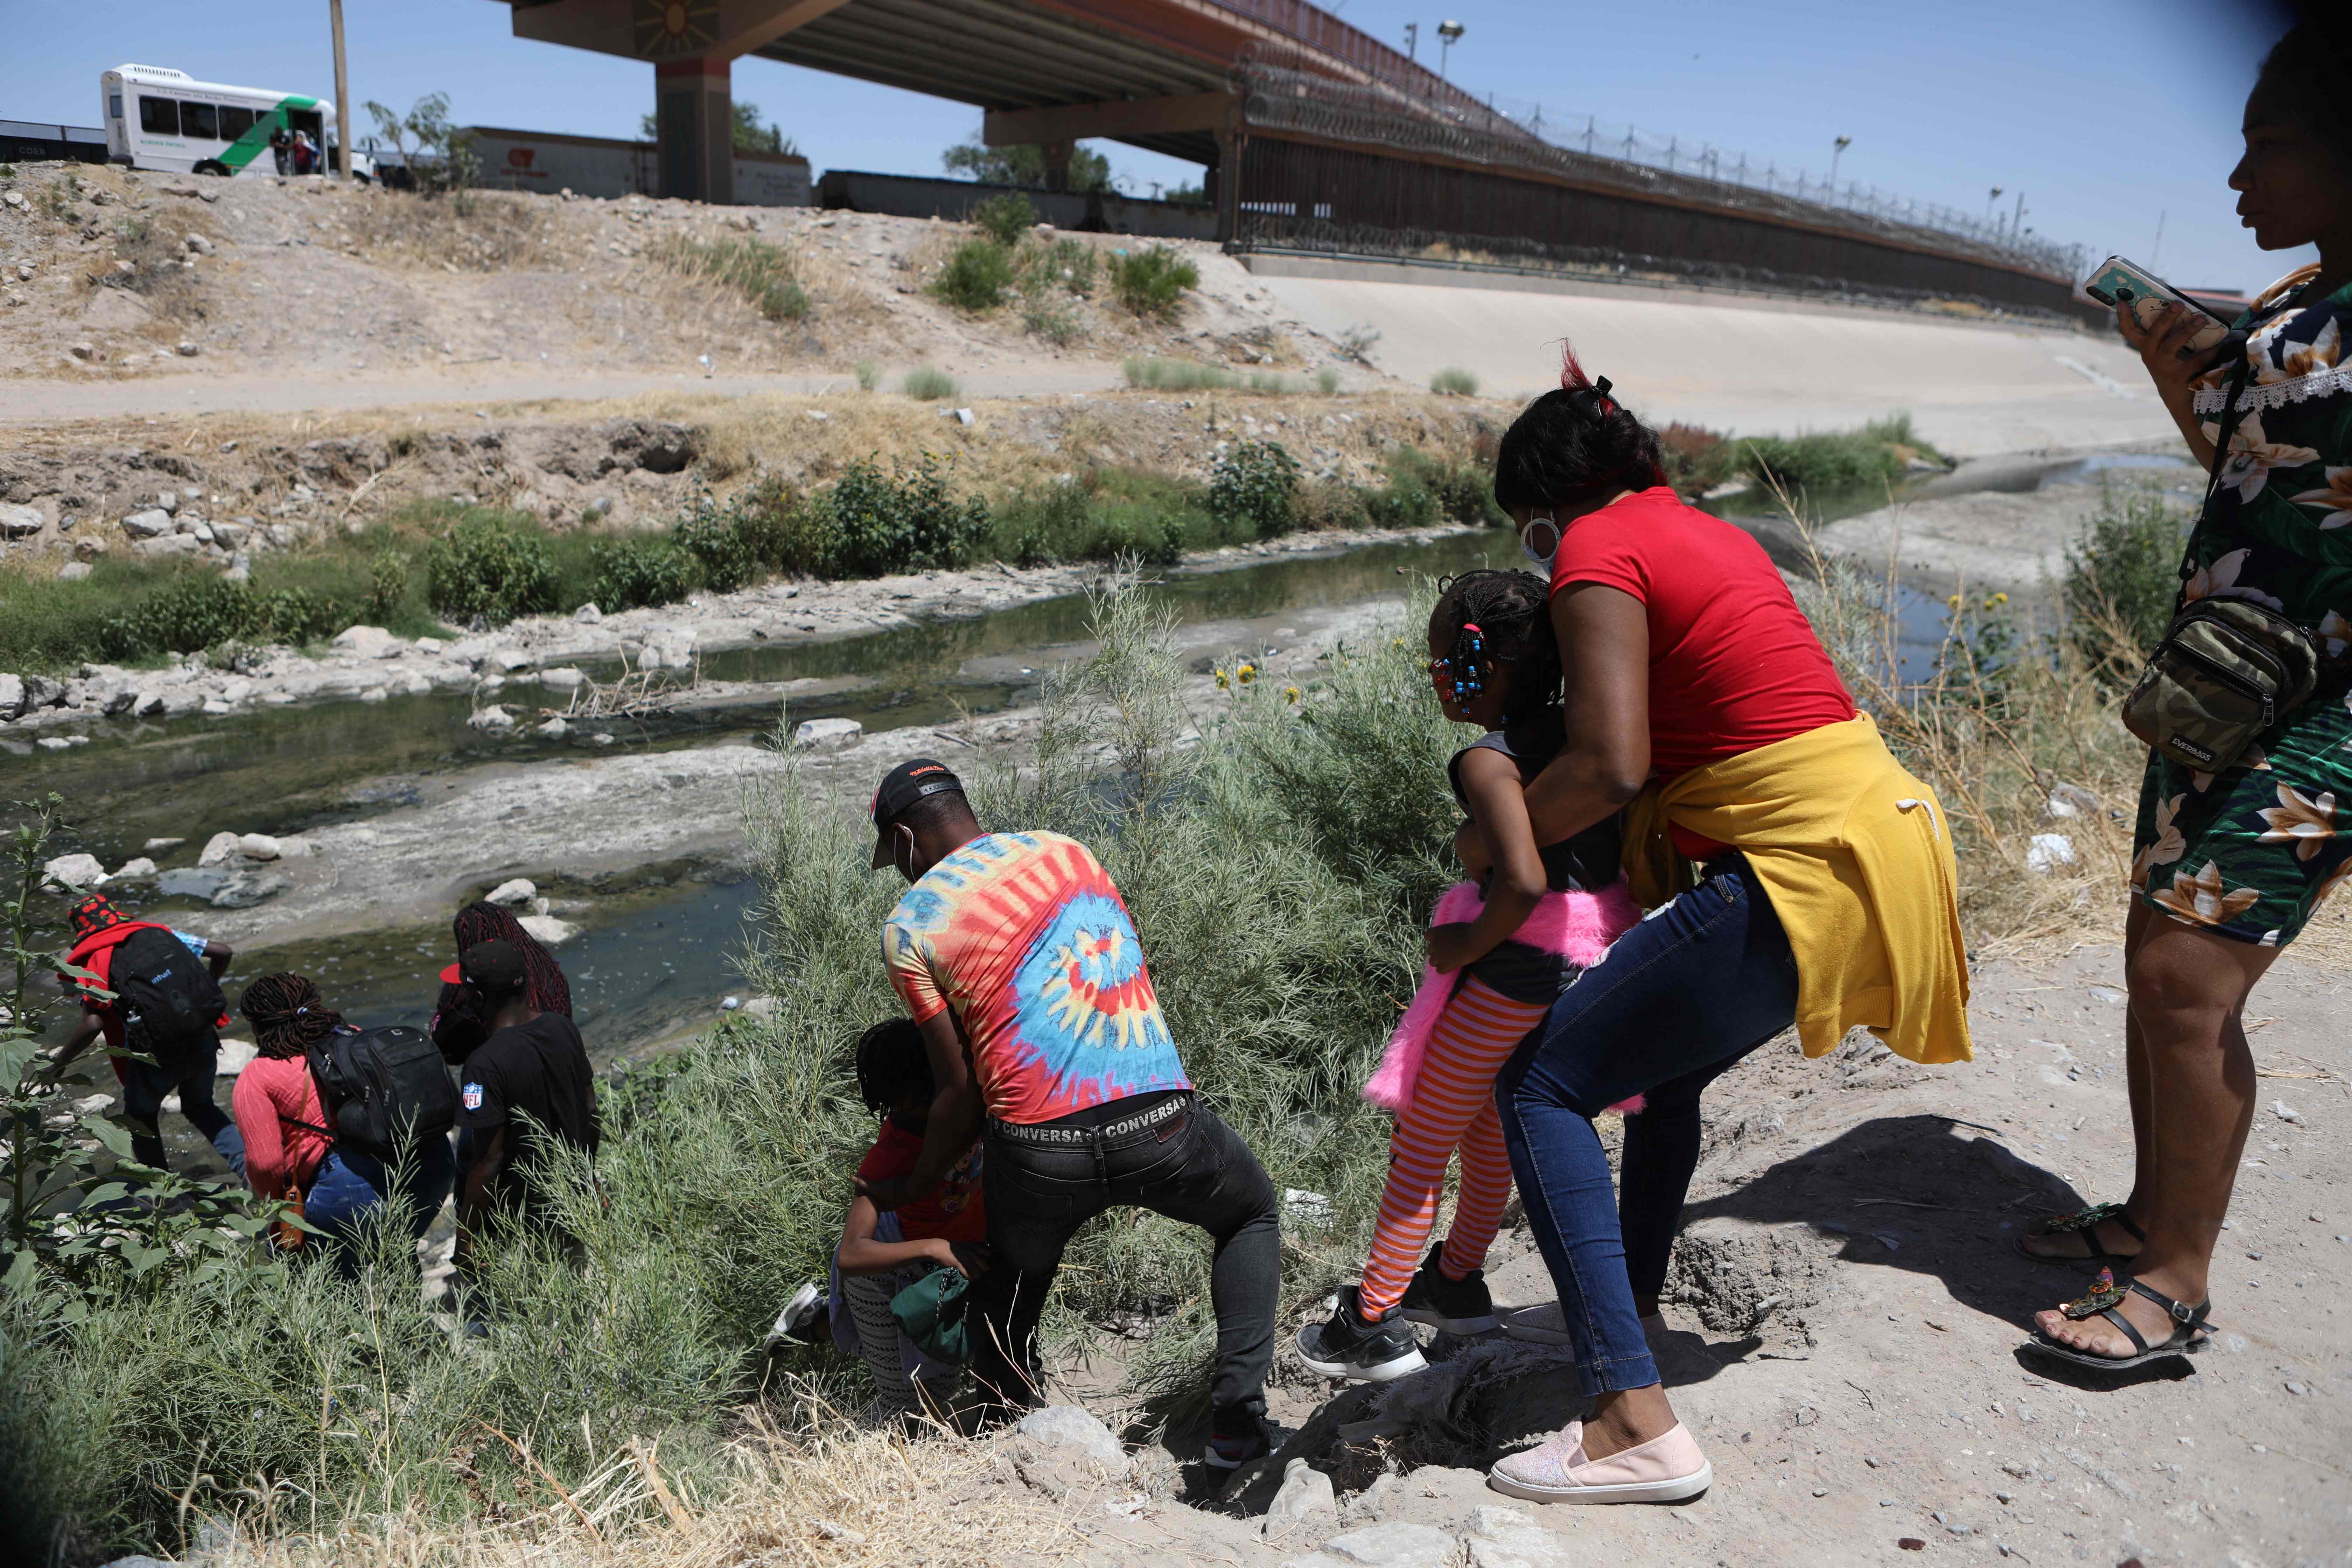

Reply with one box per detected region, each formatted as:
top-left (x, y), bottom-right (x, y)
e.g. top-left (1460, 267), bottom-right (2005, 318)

top-left (99, 63), bottom-right (349, 179)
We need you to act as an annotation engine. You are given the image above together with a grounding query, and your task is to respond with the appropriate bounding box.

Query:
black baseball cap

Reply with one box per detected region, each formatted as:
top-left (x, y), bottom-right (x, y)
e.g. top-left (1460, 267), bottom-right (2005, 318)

top-left (870, 758), bottom-right (964, 867)
top-left (458, 939), bottom-right (528, 994)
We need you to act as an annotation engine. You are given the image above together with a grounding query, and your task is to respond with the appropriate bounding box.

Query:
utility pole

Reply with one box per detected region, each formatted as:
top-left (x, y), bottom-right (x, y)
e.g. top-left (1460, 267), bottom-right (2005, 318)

top-left (1404, 22), bottom-right (1417, 63)
top-left (328, 0), bottom-right (351, 179)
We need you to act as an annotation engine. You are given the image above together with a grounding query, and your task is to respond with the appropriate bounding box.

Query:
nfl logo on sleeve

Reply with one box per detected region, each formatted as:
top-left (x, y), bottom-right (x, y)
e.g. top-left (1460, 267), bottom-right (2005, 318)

top-left (462, 1083), bottom-right (484, 1111)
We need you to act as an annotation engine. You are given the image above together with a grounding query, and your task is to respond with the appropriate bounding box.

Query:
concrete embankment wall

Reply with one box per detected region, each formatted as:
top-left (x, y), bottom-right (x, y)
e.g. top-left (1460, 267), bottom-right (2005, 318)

top-left (817, 170), bottom-right (1219, 239)
top-left (1245, 254), bottom-right (2178, 457)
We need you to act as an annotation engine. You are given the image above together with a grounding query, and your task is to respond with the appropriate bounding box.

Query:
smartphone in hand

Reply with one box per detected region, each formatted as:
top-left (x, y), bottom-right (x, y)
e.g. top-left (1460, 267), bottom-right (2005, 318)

top-left (2079, 255), bottom-right (2237, 359)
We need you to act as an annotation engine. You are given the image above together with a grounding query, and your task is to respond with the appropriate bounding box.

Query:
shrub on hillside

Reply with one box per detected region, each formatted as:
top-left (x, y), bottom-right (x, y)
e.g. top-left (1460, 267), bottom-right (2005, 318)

top-left (971, 191), bottom-right (1035, 248)
top-left (1659, 422), bottom-right (1734, 494)
top-left (931, 239), bottom-right (1013, 313)
top-left (2065, 479), bottom-right (2192, 683)
top-left (815, 454), bottom-right (991, 577)
top-left (1207, 439), bottom-right (1300, 539)
top-left (1429, 367), bottom-right (1479, 397)
top-left (427, 518), bottom-right (558, 626)
top-left (589, 536), bottom-right (695, 612)
top-left (649, 232), bottom-right (811, 322)
top-left (94, 577), bottom-right (344, 660)
top-left (902, 365), bottom-right (959, 401)
top-left (1112, 245), bottom-right (1197, 322)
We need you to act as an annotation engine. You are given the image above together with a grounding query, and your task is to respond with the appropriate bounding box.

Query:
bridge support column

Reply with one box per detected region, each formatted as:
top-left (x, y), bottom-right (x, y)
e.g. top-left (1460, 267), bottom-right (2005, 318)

top-left (1212, 126), bottom-right (1243, 244)
top-left (655, 56), bottom-right (734, 205)
top-left (1041, 141), bottom-right (1074, 194)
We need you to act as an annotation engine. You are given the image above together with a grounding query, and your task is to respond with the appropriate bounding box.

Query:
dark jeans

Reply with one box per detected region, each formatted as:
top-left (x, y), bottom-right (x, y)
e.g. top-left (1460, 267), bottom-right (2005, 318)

top-left (121, 1038), bottom-right (244, 1174)
top-left (306, 1136), bottom-right (458, 1281)
top-left (974, 1094), bottom-right (1280, 1423)
top-left (1497, 854), bottom-right (1800, 1395)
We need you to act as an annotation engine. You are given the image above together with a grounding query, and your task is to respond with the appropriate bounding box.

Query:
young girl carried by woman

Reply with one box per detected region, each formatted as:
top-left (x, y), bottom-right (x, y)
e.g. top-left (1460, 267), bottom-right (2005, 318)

top-left (1297, 569), bottom-right (1640, 1381)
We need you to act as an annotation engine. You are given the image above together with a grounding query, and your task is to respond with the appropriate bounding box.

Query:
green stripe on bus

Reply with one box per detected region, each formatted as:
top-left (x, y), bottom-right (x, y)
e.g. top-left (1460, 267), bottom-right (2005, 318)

top-left (217, 97), bottom-right (321, 171)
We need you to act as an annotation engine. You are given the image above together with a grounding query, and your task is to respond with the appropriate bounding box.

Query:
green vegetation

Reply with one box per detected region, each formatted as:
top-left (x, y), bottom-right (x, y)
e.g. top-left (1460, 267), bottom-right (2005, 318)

top-left (929, 238), bottom-right (1014, 313)
top-left (1208, 439), bottom-right (1302, 539)
top-left (0, 439), bottom-right (1510, 672)
top-left (941, 138), bottom-right (1111, 192)
top-left (853, 357), bottom-right (881, 392)
top-left (902, 365), bottom-right (960, 401)
top-left (649, 232), bottom-right (811, 322)
top-left (426, 514), bottom-right (559, 626)
top-left (971, 191), bottom-right (1035, 248)
top-left (1, 579), bottom-right (1447, 1560)
top-left (1022, 303), bottom-right (1083, 347)
top-left (1429, 367), bottom-right (1479, 397)
top-left (2063, 479), bottom-right (2192, 684)
top-left (1316, 368), bottom-right (1340, 395)
top-left (1112, 245), bottom-right (1198, 322)
top-left (1736, 413), bottom-right (1943, 496)
top-left (1120, 357), bottom-right (1302, 394)
top-left (361, 91), bottom-right (479, 204)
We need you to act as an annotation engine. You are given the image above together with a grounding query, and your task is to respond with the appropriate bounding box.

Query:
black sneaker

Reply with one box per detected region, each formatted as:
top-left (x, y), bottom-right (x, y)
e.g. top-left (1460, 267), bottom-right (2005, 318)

top-left (1399, 1241), bottom-right (1499, 1335)
top-left (1295, 1285), bottom-right (1428, 1382)
top-left (1202, 1408), bottom-right (1272, 1471)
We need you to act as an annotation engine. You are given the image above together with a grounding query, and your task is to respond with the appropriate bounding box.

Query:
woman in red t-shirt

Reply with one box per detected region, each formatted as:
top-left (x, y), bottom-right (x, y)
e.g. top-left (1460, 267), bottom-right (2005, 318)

top-left (1472, 351), bottom-right (1928, 1508)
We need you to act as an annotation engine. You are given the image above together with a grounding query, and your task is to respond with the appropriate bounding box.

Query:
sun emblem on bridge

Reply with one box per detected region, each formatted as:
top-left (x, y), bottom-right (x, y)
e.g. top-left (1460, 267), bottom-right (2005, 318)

top-left (634, 0), bottom-right (719, 58)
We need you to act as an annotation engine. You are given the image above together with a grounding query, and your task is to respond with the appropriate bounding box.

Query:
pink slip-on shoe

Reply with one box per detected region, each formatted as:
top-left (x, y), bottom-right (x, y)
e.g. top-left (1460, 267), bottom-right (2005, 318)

top-left (1487, 1419), bottom-right (1711, 1505)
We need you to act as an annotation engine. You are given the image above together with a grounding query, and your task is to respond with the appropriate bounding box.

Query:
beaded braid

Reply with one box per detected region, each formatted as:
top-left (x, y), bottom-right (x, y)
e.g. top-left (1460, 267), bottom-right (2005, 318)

top-left (1434, 569), bottom-right (1561, 716)
top-left (238, 973), bottom-right (348, 1060)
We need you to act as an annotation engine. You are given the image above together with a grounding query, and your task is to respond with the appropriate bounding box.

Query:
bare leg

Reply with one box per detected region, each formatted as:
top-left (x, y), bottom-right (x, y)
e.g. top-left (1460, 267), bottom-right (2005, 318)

top-left (2020, 898), bottom-right (2154, 1265)
top-left (1583, 1384), bottom-right (1678, 1460)
top-left (2033, 911), bottom-right (2272, 1356)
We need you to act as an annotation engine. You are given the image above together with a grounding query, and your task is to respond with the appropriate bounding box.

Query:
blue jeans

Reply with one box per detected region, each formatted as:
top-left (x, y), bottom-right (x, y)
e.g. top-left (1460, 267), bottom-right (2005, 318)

top-left (305, 1137), bottom-right (458, 1280)
top-left (120, 1037), bottom-right (245, 1175)
top-left (1497, 854), bottom-right (1800, 1395)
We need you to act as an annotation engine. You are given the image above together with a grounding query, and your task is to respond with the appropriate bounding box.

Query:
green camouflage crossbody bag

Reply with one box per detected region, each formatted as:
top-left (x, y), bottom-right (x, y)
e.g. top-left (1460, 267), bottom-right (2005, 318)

top-left (2120, 348), bottom-right (2324, 772)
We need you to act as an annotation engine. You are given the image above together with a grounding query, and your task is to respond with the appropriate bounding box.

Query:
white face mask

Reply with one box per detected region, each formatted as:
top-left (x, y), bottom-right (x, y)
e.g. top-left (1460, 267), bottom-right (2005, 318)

top-left (1518, 511), bottom-right (1561, 572)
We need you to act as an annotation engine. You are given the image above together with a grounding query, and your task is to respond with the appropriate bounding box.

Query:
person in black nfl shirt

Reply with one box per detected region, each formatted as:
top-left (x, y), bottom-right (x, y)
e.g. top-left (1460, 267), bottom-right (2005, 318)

top-left (452, 939), bottom-right (600, 1272)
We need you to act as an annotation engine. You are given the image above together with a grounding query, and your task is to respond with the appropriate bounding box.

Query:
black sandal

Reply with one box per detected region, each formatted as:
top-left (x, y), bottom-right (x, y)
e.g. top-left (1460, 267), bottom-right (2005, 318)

top-left (2026, 1269), bottom-right (2211, 1371)
top-left (2015, 1202), bottom-right (2145, 1269)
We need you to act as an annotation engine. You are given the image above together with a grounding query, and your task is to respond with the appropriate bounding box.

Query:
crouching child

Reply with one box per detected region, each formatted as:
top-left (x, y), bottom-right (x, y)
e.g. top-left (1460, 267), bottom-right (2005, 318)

top-left (832, 1018), bottom-right (989, 1427)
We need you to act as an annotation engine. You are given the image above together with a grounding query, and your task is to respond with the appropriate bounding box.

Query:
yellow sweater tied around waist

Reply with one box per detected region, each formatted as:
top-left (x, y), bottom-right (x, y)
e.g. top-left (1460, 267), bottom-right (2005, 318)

top-left (1621, 713), bottom-right (1973, 1066)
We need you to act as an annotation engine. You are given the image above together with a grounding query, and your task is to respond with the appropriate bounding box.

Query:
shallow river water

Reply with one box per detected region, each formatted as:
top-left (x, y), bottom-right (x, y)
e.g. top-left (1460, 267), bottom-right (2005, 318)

top-left (12, 519), bottom-right (1962, 1064)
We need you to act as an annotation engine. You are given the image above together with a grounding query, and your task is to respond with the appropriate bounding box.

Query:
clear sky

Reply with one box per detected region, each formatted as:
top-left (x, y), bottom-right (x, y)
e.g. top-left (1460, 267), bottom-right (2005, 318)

top-left (0, 0), bottom-right (2310, 292)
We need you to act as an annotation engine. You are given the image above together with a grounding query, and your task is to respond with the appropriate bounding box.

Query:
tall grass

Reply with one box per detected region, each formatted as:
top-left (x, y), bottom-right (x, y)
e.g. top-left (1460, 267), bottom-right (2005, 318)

top-left (1121, 357), bottom-right (1300, 394)
top-left (901, 365), bottom-right (959, 401)
top-left (646, 232), bottom-right (810, 322)
top-left (1429, 367), bottom-right (1479, 397)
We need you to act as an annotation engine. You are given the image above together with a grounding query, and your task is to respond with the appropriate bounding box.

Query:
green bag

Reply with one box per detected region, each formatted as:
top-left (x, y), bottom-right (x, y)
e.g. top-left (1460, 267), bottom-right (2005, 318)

top-left (889, 1266), bottom-right (972, 1365)
top-left (2118, 326), bottom-right (2327, 775)
top-left (2120, 596), bottom-right (2322, 772)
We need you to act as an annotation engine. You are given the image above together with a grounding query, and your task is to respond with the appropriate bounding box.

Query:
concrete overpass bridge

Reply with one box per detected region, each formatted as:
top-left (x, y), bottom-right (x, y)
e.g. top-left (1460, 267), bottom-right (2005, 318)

top-left (492, 0), bottom-right (1499, 223)
top-left (490, 0), bottom-right (2088, 319)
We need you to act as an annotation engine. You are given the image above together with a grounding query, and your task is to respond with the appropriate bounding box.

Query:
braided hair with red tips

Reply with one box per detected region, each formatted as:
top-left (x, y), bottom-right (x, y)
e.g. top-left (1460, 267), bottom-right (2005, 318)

top-left (451, 901), bottom-right (571, 1016)
top-left (238, 972), bottom-right (348, 1060)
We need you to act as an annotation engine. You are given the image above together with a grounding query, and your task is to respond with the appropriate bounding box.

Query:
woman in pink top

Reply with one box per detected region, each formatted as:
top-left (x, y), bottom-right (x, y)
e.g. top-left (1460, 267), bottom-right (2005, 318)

top-left (233, 974), bottom-right (456, 1276)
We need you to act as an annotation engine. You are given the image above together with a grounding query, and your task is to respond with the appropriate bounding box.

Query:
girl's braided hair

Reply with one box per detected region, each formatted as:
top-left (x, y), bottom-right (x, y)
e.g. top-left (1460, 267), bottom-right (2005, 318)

top-left (1435, 568), bottom-right (1561, 713)
top-left (452, 901), bottom-right (572, 1016)
top-left (238, 972), bottom-right (347, 1060)
top-left (854, 1017), bottom-right (934, 1114)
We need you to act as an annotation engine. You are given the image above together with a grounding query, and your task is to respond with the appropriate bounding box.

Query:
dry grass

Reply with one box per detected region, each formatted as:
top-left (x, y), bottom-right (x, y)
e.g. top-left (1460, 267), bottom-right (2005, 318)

top-left (344, 188), bottom-right (557, 272)
top-left (1779, 479), bottom-right (2142, 956)
top-left (210, 1399), bottom-right (1080, 1568)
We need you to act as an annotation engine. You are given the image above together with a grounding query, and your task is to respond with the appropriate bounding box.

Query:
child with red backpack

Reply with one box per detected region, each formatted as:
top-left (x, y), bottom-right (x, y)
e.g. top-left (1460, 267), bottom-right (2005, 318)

top-left (51, 894), bottom-right (244, 1175)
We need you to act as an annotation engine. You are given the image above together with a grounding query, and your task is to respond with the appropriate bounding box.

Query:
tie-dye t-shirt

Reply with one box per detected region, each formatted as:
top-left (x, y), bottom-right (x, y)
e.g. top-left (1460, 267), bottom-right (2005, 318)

top-left (881, 831), bottom-right (1190, 1126)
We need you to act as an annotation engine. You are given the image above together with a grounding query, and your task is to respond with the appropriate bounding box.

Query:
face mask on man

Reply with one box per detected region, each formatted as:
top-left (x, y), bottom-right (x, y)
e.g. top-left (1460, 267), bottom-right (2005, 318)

top-left (1518, 510), bottom-right (1561, 572)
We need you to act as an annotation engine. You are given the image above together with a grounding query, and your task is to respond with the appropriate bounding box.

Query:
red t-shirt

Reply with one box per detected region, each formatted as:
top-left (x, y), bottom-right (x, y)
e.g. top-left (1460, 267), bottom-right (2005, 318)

top-left (1551, 487), bottom-right (1854, 854)
top-left (854, 1116), bottom-right (988, 1244)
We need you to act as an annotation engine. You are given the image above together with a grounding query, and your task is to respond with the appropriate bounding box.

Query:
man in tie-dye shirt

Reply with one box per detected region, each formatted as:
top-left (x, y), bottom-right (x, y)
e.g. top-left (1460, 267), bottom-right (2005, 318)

top-left (861, 760), bottom-right (1280, 1468)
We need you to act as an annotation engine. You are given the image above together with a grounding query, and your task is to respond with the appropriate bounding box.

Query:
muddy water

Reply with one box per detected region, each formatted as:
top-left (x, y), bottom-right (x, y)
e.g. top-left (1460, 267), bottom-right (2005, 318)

top-left (11, 519), bottom-right (1961, 1061)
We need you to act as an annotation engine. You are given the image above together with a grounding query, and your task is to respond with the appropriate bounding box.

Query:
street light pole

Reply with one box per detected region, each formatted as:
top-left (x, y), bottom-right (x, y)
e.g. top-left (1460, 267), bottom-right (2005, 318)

top-left (328, 0), bottom-right (351, 180)
top-left (1985, 186), bottom-right (2003, 224)
top-left (1404, 22), bottom-right (1417, 63)
top-left (1437, 19), bottom-right (1464, 82)
top-left (1829, 134), bottom-right (1850, 190)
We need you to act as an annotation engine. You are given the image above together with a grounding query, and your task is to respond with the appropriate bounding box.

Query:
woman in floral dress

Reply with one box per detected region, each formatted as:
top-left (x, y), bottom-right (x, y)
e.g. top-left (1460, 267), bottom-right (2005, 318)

top-left (2025, 16), bottom-right (2352, 1365)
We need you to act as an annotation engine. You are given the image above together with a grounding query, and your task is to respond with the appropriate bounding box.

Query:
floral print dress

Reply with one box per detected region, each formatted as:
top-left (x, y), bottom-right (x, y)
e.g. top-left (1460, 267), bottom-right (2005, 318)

top-left (2132, 267), bottom-right (2352, 946)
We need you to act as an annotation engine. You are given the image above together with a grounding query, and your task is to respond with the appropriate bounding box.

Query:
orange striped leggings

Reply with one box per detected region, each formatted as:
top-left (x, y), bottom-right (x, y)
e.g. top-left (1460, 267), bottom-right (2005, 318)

top-left (1359, 976), bottom-right (1550, 1316)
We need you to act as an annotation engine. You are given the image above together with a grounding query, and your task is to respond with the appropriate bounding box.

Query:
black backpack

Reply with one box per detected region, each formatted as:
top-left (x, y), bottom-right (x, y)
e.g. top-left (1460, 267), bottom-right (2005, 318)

top-left (304, 1024), bottom-right (460, 1161)
top-left (109, 926), bottom-right (227, 1068)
